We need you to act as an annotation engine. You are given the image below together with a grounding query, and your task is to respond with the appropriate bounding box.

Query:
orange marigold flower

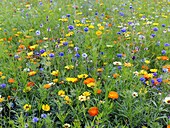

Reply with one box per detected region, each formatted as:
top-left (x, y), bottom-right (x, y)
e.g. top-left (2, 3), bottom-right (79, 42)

top-left (167, 124), bottom-right (170, 128)
top-left (161, 56), bottom-right (169, 60)
top-left (8, 78), bottom-right (15, 84)
top-left (88, 107), bottom-right (99, 116)
top-left (113, 73), bottom-right (119, 79)
top-left (96, 89), bottom-right (102, 94)
top-left (84, 78), bottom-right (95, 84)
top-left (108, 91), bottom-right (119, 99)
top-left (27, 82), bottom-right (35, 87)
top-left (142, 65), bottom-right (149, 70)
top-left (43, 84), bottom-right (51, 89)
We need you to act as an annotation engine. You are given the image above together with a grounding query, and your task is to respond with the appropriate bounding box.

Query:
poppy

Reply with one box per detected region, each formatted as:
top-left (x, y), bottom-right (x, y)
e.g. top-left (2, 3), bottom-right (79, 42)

top-left (88, 107), bottom-right (99, 116)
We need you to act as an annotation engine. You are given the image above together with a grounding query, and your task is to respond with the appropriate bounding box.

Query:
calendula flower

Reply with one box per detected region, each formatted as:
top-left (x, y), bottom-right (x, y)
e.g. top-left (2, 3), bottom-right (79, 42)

top-left (58, 90), bottom-right (65, 97)
top-left (28, 71), bottom-right (37, 76)
top-left (42, 104), bottom-right (50, 111)
top-left (51, 70), bottom-right (59, 76)
top-left (88, 107), bottom-right (99, 116)
top-left (53, 79), bottom-right (58, 83)
top-left (150, 69), bottom-right (157, 72)
top-left (66, 77), bottom-right (78, 83)
top-left (124, 62), bottom-right (133, 67)
top-left (78, 95), bottom-right (86, 101)
top-left (145, 60), bottom-right (150, 64)
top-left (23, 104), bottom-right (31, 111)
top-left (8, 78), bottom-right (15, 84)
top-left (108, 91), bottom-right (119, 99)
top-left (83, 91), bottom-right (91, 97)
top-left (43, 84), bottom-right (51, 89)
top-left (77, 74), bottom-right (88, 79)
top-left (96, 30), bottom-right (102, 36)
top-left (0, 72), bottom-right (3, 76)
top-left (65, 65), bottom-right (74, 70)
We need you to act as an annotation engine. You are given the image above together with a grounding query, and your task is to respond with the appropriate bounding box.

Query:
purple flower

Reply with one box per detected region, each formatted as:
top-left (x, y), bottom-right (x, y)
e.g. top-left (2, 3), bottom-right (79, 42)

top-left (84, 27), bottom-right (88, 32)
top-left (68, 25), bottom-right (74, 30)
top-left (36, 30), bottom-right (40, 35)
top-left (49, 53), bottom-right (55, 58)
top-left (162, 24), bottom-right (165, 27)
top-left (117, 54), bottom-right (122, 58)
top-left (157, 78), bottom-right (162, 83)
top-left (153, 72), bottom-right (157, 76)
top-left (66, 14), bottom-right (71, 17)
top-left (153, 27), bottom-right (158, 31)
top-left (151, 34), bottom-right (156, 38)
top-left (32, 117), bottom-right (39, 123)
top-left (119, 12), bottom-right (124, 16)
top-left (75, 53), bottom-right (80, 58)
top-left (140, 77), bottom-right (145, 82)
top-left (74, 47), bottom-right (79, 51)
top-left (41, 114), bottom-right (47, 118)
top-left (121, 28), bottom-right (126, 32)
top-left (59, 52), bottom-right (64, 56)
top-left (40, 49), bottom-right (46, 54)
top-left (164, 43), bottom-right (170, 47)
top-left (161, 50), bottom-right (166, 55)
top-left (63, 42), bottom-right (68, 46)
top-left (0, 83), bottom-right (6, 88)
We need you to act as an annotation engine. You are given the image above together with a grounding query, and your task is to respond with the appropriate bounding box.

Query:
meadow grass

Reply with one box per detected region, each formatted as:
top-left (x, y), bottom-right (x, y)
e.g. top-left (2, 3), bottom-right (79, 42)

top-left (0, 0), bottom-right (170, 128)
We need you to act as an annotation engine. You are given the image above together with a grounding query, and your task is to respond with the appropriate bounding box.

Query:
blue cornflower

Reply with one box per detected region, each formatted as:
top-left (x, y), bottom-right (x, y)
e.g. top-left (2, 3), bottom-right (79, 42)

top-left (157, 78), bottom-right (162, 83)
top-left (49, 53), bottom-right (55, 58)
top-left (59, 52), bottom-right (64, 56)
top-left (118, 66), bottom-right (122, 70)
top-left (151, 79), bottom-right (155, 84)
top-left (84, 27), bottom-right (88, 32)
top-left (117, 54), bottom-right (122, 58)
top-left (95, 12), bottom-right (98, 15)
top-left (117, 32), bottom-right (121, 35)
top-left (140, 77), bottom-right (146, 82)
top-left (0, 83), bottom-right (6, 88)
top-left (39, 2), bottom-right (43, 6)
top-left (162, 68), bottom-right (168, 73)
top-left (75, 53), bottom-right (80, 58)
top-left (14, 54), bottom-right (19, 59)
top-left (153, 27), bottom-right (158, 31)
top-left (121, 28), bottom-right (126, 32)
top-left (119, 12), bottom-right (124, 16)
top-left (40, 49), bottom-right (46, 54)
top-left (74, 47), bottom-right (79, 51)
top-left (151, 34), bottom-right (156, 38)
top-left (164, 43), bottom-right (170, 47)
top-left (161, 50), bottom-right (166, 55)
top-left (68, 25), bottom-right (74, 30)
top-left (153, 72), bottom-right (157, 77)
top-left (41, 114), bottom-right (47, 118)
top-left (129, 5), bottom-right (133, 9)
top-left (162, 24), bottom-right (165, 27)
top-left (66, 14), bottom-right (71, 17)
top-left (63, 42), bottom-right (68, 46)
top-left (32, 117), bottom-right (39, 123)
top-left (36, 30), bottom-right (40, 35)
top-left (39, 68), bottom-right (44, 71)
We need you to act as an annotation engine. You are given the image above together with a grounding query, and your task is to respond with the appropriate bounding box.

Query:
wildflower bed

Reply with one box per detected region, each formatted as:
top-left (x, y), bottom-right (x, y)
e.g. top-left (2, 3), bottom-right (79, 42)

top-left (0, 0), bottom-right (170, 127)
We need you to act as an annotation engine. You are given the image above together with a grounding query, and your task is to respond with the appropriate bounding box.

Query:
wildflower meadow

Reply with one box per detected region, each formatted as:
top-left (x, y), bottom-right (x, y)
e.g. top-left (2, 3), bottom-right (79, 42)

top-left (0, 0), bottom-right (170, 127)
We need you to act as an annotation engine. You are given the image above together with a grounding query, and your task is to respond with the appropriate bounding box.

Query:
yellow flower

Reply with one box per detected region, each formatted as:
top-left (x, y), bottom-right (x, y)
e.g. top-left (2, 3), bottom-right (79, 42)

top-left (83, 91), bottom-right (91, 97)
top-left (96, 30), bottom-right (102, 36)
top-left (51, 70), bottom-right (59, 76)
top-left (139, 70), bottom-right (147, 75)
top-left (28, 71), bottom-right (36, 76)
top-left (65, 65), bottom-right (74, 70)
top-left (27, 52), bottom-right (33, 56)
top-left (153, 23), bottom-right (159, 26)
top-left (1, 76), bottom-right (6, 79)
top-left (124, 62), bottom-right (133, 67)
top-left (150, 69), bottom-right (157, 72)
top-left (42, 104), bottom-right (50, 111)
top-left (77, 74), bottom-right (88, 79)
top-left (23, 87), bottom-right (31, 93)
top-left (145, 60), bottom-right (150, 64)
top-left (53, 79), bottom-right (58, 83)
top-left (41, 52), bottom-right (48, 57)
top-left (58, 90), bottom-right (65, 97)
top-left (99, 26), bottom-right (104, 30)
top-left (64, 95), bottom-right (72, 104)
top-left (66, 77), bottom-right (78, 83)
top-left (0, 96), bottom-right (4, 103)
top-left (23, 104), bottom-right (31, 111)
top-left (89, 25), bottom-right (94, 29)
top-left (87, 82), bottom-right (96, 88)
top-left (0, 72), bottom-right (3, 76)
